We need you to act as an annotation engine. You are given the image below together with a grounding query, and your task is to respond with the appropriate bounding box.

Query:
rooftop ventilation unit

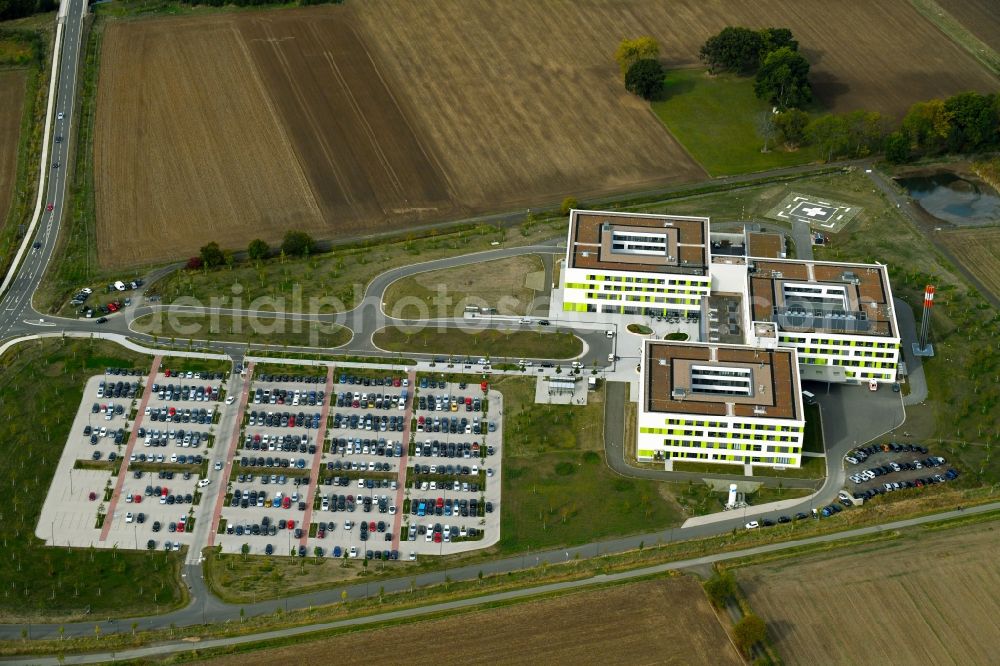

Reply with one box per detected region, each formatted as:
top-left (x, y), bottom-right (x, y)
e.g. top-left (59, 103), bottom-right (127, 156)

top-left (581, 251), bottom-right (590, 258)
top-left (671, 388), bottom-right (687, 399)
top-left (753, 406), bottom-right (767, 415)
top-left (658, 359), bottom-right (667, 366)
top-left (841, 271), bottom-right (860, 284)
top-left (773, 271), bottom-right (783, 279)
top-left (601, 222), bottom-right (611, 232)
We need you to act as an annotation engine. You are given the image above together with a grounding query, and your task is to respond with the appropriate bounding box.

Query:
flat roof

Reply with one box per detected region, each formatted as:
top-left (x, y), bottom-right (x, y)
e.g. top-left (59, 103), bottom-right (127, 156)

top-left (566, 210), bottom-right (710, 276)
top-left (746, 232), bottom-right (784, 259)
top-left (747, 258), bottom-right (897, 338)
top-left (643, 340), bottom-right (801, 421)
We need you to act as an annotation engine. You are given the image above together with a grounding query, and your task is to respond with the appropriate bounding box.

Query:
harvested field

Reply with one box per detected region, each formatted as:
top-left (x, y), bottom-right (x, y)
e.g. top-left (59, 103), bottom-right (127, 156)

top-left (198, 577), bottom-right (740, 666)
top-left (95, 1), bottom-right (996, 267)
top-left (937, 0), bottom-right (1000, 52)
top-left (737, 520), bottom-right (1000, 665)
top-left (0, 70), bottom-right (27, 228)
top-left (936, 226), bottom-right (1000, 302)
top-left (94, 18), bottom-right (323, 266)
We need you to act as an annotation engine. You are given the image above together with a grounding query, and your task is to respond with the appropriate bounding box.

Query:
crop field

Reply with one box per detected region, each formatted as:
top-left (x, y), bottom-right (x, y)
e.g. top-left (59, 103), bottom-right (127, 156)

top-left (0, 70), bottom-right (26, 229)
top-left (937, 0), bottom-right (1000, 52)
top-left (738, 519), bottom-right (1000, 665)
top-left (199, 576), bottom-right (740, 666)
top-left (93, 0), bottom-right (995, 268)
top-left (935, 227), bottom-right (1000, 302)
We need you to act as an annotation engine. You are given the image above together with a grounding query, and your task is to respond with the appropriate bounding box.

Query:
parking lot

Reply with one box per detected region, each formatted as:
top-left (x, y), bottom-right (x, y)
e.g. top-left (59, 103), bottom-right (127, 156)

top-left (40, 362), bottom-right (504, 561)
top-left (846, 442), bottom-right (960, 501)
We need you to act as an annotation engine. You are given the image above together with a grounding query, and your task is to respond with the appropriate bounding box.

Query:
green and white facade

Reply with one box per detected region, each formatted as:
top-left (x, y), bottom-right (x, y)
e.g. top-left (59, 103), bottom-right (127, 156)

top-left (637, 340), bottom-right (805, 468)
top-left (561, 210), bottom-right (711, 317)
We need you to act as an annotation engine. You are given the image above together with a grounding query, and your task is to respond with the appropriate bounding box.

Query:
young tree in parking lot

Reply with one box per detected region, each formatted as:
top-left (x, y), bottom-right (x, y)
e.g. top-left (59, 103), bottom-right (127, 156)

top-left (199, 242), bottom-right (225, 268)
top-left (282, 230), bottom-right (316, 257)
top-left (733, 613), bottom-right (767, 655)
top-left (247, 238), bottom-right (269, 262)
top-left (240, 543), bottom-right (249, 561)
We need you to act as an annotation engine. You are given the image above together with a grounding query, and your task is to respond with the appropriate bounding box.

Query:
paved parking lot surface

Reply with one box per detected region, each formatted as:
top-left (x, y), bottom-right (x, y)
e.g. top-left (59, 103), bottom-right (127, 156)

top-left (40, 364), bottom-right (504, 561)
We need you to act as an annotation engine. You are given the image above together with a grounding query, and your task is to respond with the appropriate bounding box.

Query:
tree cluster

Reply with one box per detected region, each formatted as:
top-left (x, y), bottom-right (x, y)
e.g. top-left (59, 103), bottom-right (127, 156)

top-left (281, 230), bottom-right (316, 257)
top-left (700, 27), bottom-right (811, 110)
top-left (616, 37), bottom-right (665, 101)
top-left (0, 0), bottom-right (56, 21)
top-left (892, 91), bottom-right (999, 163)
top-left (178, 0), bottom-right (340, 6)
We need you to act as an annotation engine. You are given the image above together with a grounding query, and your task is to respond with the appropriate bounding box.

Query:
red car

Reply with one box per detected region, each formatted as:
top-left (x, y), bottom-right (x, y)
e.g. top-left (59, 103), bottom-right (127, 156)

top-left (369, 521), bottom-right (376, 532)
top-left (288, 416), bottom-right (296, 427)
top-left (287, 519), bottom-right (295, 529)
top-left (133, 495), bottom-right (142, 504)
top-left (164, 369), bottom-right (172, 377)
top-left (45, 203), bottom-right (53, 212)
top-left (169, 406), bottom-right (176, 417)
top-left (436, 497), bottom-right (444, 509)
top-left (433, 532), bottom-right (442, 543)
top-left (282, 496), bottom-right (291, 509)
top-left (393, 377), bottom-right (401, 388)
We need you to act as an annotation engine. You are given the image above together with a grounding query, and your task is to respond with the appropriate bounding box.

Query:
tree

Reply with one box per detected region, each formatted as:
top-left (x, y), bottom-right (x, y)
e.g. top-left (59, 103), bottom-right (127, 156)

top-left (754, 110), bottom-right (778, 152)
top-left (844, 110), bottom-right (888, 157)
top-left (614, 36), bottom-right (659, 75)
top-left (943, 91), bottom-right (998, 153)
top-left (560, 197), bottom-right (579, 216)
top-left (773, 108), bottom-right (809, 147)
top-left (806, 114), bottom-right (850, 161)
top-left (754, 47), bottom-right (811, 110)
top-left (247, 238), bottom-right (269, 262)
top-left (185, 256), bottom-right (203, 270)
top-left (624, 58), bottom-right (665, 100)
top-left (760, 27), bottom-right (798, 54)
top-left (704, 571), bottom-right (737, 608)
top-left (884, 131), bottom-right (910, 164)
top-left (199, 241), bottom-right (225, 268)
top-left (699, 26), bottom-right (764, 74)
top-left (733, 613), bottom-right (767, 655)
top-left (902, 99), bottom-right (952, 155)
top-left (281, 230), bottom-right (316, 257)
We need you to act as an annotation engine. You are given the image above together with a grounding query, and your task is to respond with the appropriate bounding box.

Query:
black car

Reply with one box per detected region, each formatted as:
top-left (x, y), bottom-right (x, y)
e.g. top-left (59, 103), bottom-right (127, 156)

top-left (777, 515), bottom-right (791, 524)
top-left (96, 317), bottom-right (108, 324)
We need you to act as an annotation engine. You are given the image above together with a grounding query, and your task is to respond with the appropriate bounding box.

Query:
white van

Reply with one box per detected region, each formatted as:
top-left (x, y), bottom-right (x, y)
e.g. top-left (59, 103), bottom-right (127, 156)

top-left (801, 390), bottom-right (816, 405)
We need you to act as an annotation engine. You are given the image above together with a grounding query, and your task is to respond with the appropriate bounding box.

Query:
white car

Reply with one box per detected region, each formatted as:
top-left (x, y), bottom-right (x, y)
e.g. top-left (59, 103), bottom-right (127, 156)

top-left (214, 461), bottom-right (223, 470)
top-left (225, 395), bottom-right (235, 405)
top-left (409, 551), bottom-right (416, 561)
top-left (349, 546), bottom-right (358, 558)
top-left (197, 478), bottom-right (211, 488)
top-left (745, 521), bottom-right (760, 530)
top-left (57, 111), bottom-right (64, 120)
top-left (125, 512), bottom-right (134, 523)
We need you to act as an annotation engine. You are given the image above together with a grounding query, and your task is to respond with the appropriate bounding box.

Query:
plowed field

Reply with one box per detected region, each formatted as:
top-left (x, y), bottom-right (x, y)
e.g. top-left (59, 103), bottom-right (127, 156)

top-left (199, 577), bottom-right (740, 666)
top-left (0, 70), bottom-right (27, 229)
top-left (938, 0), bottom-right (1000, 51)
top-left (738, 520), bottom-right (1000, 665)
top-left (95, 1), bottom-right (996, 267)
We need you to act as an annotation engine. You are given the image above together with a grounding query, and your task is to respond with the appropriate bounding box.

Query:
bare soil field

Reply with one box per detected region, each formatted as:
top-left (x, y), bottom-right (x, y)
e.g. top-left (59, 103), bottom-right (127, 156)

top-left (94, 18), bottom-right (323, 267)
top-left (936, 226), bottom-right (1000, 302)
top-left (95, 1), bottom-right (995, 267)
top-left (737, 520), bottom-right (1000, 665)
top-left (199, 577), bottom-right (740, 666)
top-left (937, 0), bottom-right (1000, 51)
top-left (0, 70), bottom-right (27, 229)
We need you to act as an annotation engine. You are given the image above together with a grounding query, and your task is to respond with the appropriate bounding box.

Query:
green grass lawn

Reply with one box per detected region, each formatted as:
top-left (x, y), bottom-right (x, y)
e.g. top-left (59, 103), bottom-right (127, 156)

top-left (651, 69), bottom-right (820, 176)
top-left (373, 327), bottom-right (582, 360)
top-left (0, 339), bottom-right (186, 621)
top-left (132, 313), bottom-right (351, 349)
top-left (493, 377), bottom-right (683, 551)
top-left (802, 403), bottom-right (824, 454)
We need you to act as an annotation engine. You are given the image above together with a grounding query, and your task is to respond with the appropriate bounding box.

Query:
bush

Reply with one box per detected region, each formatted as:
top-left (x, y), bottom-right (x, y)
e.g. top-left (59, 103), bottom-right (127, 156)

top-left (624, 58), bottom-right (665, 100)
top-left (560, 197), bottom-right (579, 216)
top-left (554, 461), bottom-right (576, 476)
top-left (186, 256), bottom-right (204, 270)
top-left (884, 131), bottom-right (910, 164)
top-left (614, 36), bottom-right (659, 75)
top-left (282, 230), bottom-right (316, 257)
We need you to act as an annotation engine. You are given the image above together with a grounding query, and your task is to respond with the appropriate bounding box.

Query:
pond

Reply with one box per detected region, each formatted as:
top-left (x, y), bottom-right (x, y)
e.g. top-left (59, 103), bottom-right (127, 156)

top-left (896, 171), bottom-right (1000, 226)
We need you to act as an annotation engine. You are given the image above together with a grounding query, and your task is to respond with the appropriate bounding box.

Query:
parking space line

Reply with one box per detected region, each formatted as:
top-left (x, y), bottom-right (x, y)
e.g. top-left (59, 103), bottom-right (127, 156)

top-left (390, 368), bottom-right (416, 551)
top-left (99, 355), bottom-right (162, 542)
top-left (298, 365), bottom-right (335, 548)
top-left (206, 362), bottom-right (254, 548)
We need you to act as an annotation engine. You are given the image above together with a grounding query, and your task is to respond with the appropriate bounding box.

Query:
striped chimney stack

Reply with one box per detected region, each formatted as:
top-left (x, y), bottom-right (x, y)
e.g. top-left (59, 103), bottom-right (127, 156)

top-left (918, 285), bottom-right (935, 351)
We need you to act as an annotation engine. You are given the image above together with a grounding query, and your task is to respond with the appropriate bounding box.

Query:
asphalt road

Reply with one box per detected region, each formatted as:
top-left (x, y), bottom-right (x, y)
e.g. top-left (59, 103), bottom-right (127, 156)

top-left (14, 501), bottom-right (999, 665)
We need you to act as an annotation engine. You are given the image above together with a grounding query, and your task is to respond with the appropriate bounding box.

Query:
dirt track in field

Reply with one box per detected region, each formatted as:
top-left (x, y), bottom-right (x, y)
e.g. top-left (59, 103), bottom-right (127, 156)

top-left (738, 521), bottom-right (1000, 665)
top-left (199, 577), bottom-right (740, 666)
top-left (94, 1), bottom-right (997, 267)
top-left (936, 227), bottom-right (1000, 302)
top-left (938, 0), bottom-right (1000, 52)
top-left (0, 70), bottom-right (27, 230)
